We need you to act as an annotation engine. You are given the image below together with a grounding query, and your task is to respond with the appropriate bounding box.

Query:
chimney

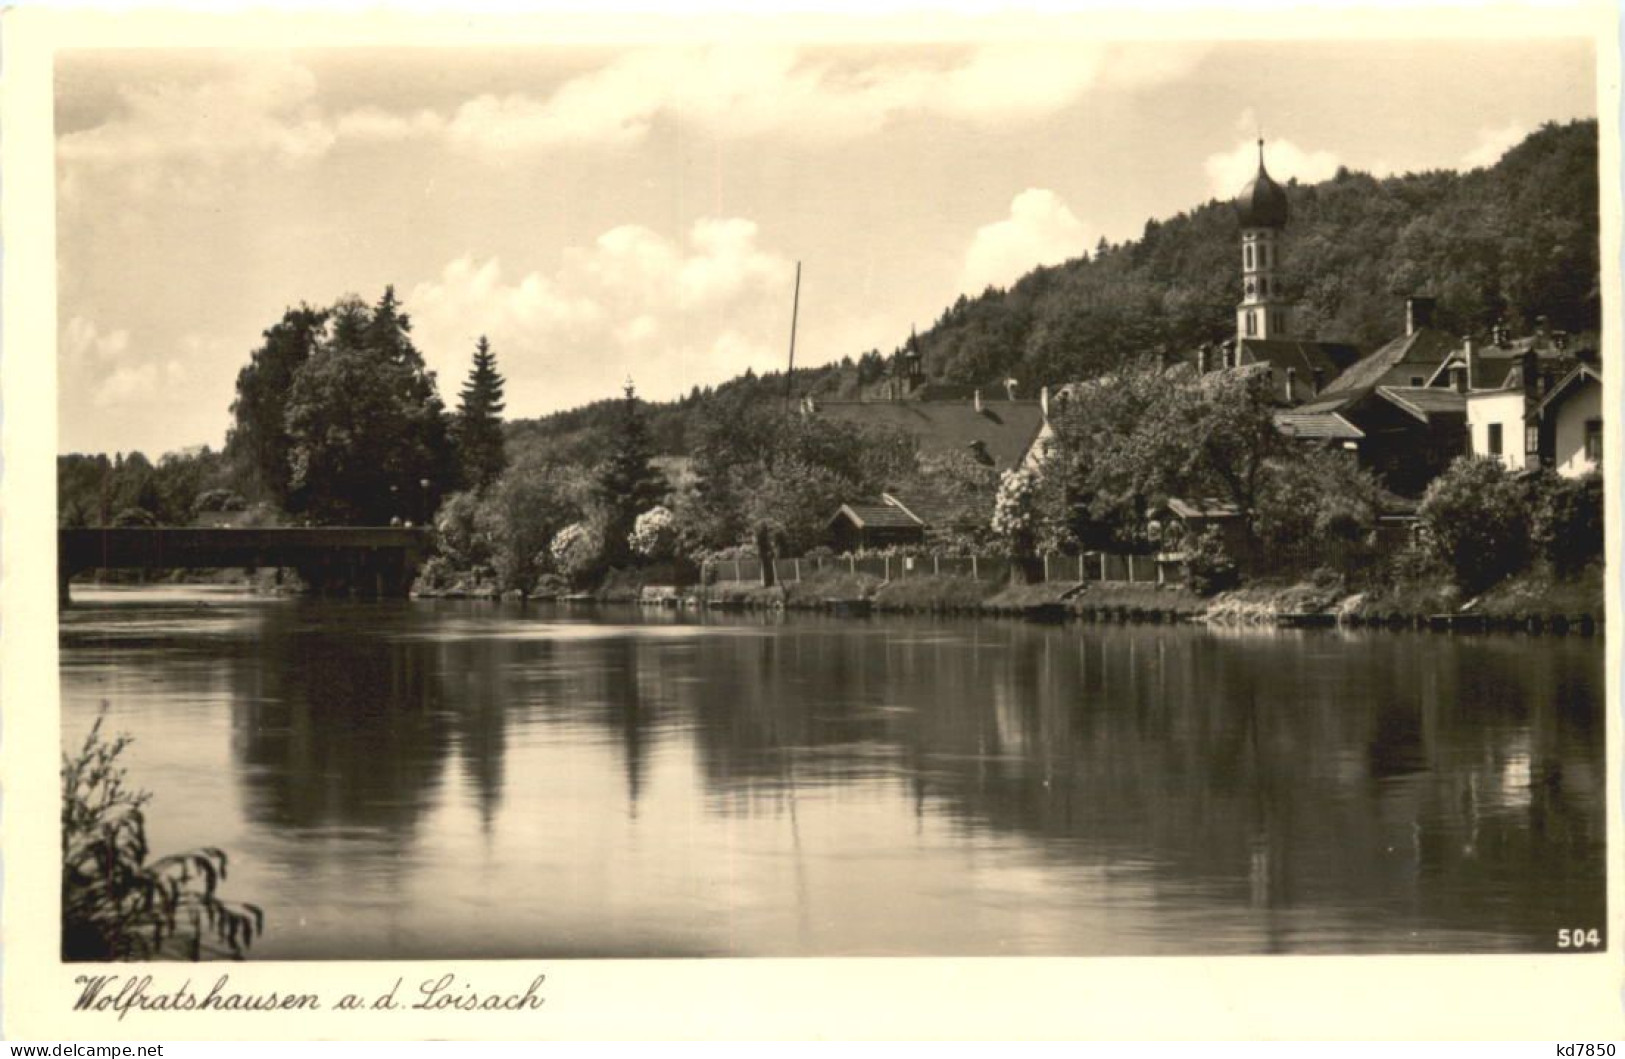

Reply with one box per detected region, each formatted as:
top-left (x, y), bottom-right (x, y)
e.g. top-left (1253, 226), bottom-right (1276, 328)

top-left (1449, 364), bottom-right (1468, 394)
top-left (1040, 385), bottom-right (1050, 419)
top-left (1197, 344), bottom-right (1210, 374)
top-left (1536, 315), bottom-right (1549, 338)
top-left (1004, 378), bottom-right (1017, 401)
top-left (973, 389), bottom-right (983, 414)
top-left (1554, 330), bottom-right (1569, 351)
top-left (1405, 296), bottom-right (1436, 336)
top-left (1285, 367), bottom-right (1298, 404)
top-left (1311, 367), bottom-right (1325, 395)
top-left (1222, 339), bottom-right (1237, 369)
top-left (1464, 337), bottom-right (1478, 390)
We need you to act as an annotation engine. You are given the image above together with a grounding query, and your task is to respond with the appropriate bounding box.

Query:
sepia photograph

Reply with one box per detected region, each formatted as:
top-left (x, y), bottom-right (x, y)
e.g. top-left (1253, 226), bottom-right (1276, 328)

top-left (5, 2), bottom-right (1622, 1040)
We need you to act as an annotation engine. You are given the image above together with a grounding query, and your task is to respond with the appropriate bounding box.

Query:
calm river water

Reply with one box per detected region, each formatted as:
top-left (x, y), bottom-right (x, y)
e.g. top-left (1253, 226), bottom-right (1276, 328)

top-left (60, 586), bottom-right (1605, 958)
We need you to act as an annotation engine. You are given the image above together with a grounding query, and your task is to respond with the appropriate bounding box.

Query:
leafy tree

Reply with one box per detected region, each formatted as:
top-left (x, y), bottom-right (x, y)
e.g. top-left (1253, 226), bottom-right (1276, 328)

top-left (62, 714), bottom-right (262, 961)
top-left (1417, 456), bottom-right (1533, 594)
top-left (592, 382), bottom-right (668, 567)
top-left (282, 292), bottom-right (454, 524)
top-left (453, 336), bottom-right (508, 492)
top-left (226, 305), bottom-right (328, 505)
top-left (1529, 470), bottom-right (1603, 578)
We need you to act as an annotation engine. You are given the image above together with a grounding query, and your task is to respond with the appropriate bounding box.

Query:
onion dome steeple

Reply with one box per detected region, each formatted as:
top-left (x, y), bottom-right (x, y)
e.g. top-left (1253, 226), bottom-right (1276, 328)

top-left (1235, 138), bottom-right (1290, 230)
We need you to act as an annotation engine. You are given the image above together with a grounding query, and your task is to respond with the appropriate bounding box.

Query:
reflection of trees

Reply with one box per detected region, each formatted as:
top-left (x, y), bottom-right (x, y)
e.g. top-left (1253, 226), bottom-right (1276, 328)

top-left (231, 601), bottom-right (452, 840)
top-left (671, 617), bottom-right (1604, 949)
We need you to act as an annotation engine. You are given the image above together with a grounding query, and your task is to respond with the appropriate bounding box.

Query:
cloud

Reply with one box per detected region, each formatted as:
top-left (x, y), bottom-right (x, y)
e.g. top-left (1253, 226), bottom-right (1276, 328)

top-left (58, 57), bottom-right (335, 203)
top-left (406, 217), bottom-right (797, 412)
top-left (1460, 122), bottom-right (1528, 170)
top-left (961, 189), bottom-right (1089, 293)
top-left (61, 315), bottom-right (130, 370)
top-left (1203, 137), bottom-right (1344, 199)
top-left (59, 43), bottom-right (1206, 182)
top-left (440, 42), bottom-right (1202, 154)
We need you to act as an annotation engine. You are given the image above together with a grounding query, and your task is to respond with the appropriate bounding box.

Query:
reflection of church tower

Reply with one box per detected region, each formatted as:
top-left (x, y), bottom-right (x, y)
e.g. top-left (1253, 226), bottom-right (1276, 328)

top-left (1235, 139), bottom-right (1292, 342)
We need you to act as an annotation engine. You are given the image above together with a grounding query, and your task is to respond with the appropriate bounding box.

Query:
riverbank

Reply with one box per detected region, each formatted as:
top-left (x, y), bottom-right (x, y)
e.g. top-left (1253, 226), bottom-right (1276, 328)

top-left (676, 564), bottom-right (1604, 634)
top-left (391, 560), bottom-right (1603, 635)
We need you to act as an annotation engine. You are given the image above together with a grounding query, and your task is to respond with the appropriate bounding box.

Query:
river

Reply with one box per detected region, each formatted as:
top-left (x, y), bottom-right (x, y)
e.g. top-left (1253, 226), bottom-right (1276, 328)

top-left (59, 586), bottom-right (1606, 958)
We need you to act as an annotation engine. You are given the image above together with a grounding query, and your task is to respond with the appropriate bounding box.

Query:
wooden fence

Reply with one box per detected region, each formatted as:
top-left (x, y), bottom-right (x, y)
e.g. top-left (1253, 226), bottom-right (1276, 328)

top-left (702, 551), bottom-right (1183, 587)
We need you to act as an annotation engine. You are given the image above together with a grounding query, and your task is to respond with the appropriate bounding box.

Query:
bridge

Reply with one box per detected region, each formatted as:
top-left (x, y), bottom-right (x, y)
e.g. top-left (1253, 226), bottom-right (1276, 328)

top-left (58, 527), bottom-right (432, 606)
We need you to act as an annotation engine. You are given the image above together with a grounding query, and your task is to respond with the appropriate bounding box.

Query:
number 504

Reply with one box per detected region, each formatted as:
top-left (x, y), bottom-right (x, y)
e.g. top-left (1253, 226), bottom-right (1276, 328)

top-left (1558, 928), bottom-right (1602, 949)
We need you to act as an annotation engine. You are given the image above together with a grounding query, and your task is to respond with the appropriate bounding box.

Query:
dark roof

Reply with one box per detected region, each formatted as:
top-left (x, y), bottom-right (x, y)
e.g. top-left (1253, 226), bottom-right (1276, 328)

top-left (813, 400), bottom-right (1045, 471)
top-left (1320, 328), bottom-right (1456, 396)
top-left (884, 493), bottom-right (959, 527)
top-left (1235, 147), bottom-right (1290, 229)
top-left (1291, 394), bottom-right (1359, 415)
top-left (1535, 362), bottom-right (1602, 416)
top-left (1274, 410), bottom-right (1365, 440)
top-left (1237, 338), bottom-right (1362, 380)
top-left (1167, 497), bottom-right (1242, 520)
top-left (1374, 386), bottom-right (1467, 422)
top-left (830, 499), bottom-right (923, 530)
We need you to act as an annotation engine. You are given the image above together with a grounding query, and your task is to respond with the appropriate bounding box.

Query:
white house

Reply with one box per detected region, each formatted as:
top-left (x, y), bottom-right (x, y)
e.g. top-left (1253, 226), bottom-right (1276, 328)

top-left (1466, 387), bottom-right (1536, 470)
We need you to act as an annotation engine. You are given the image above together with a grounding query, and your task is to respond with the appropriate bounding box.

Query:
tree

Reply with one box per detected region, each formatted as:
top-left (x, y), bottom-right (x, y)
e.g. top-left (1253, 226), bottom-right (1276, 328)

top-left (1417, 456), bottom-right (1533, 594)
top-left (592, 383), bottom-right (668, 567)
top-left (453, 336), bottom-right (508, 492)
top-left (281, 292), bottom-right (455, 524)
top-left (226, 305), bottom-right (328, 505)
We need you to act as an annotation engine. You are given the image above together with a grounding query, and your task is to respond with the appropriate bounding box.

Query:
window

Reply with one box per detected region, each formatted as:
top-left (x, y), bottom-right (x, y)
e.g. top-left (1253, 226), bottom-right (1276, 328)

top-left (1526, 424), bottom-right (1540, 456)
top-left (1246, 310), bottom-right (1257, 337)
top-left (1488, 423), bottom-right (1503, 456)
top-left (1585, 418), bottom-right (1603, 463)
top-left (1410, 376), bottom-right (1424, 387)
top-left (1245, 245), bottom-right (1254, 270)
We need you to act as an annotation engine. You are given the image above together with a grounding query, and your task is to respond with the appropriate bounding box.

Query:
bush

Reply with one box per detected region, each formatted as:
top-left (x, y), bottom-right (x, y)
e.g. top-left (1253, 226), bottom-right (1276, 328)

top-left (1417, 457), bottom-right (1533, 594)
top-left (629, 505), bottom-right (677, 561)
top-left (1530, 471), bottom-right (1603, 578)
top-left (549, 520), bottom-right (604, 586)
top-left (62, 714), bottom-right (262, 961)
top-left (193, 489), bottom-right (248, 515)
top-left (111, 506), bottom-right (158, 528)
top-left (1185, 525), bottom-right (1239, 596)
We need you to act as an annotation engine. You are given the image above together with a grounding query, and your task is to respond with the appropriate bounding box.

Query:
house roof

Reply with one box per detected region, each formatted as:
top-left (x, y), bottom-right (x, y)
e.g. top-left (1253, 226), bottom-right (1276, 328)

top-left (1237, 338), bottom-right (1362, 380)
top-left (1167, 497), bottom-right (1242, 520)
top-left (1535, 362), bottom-right (1602, 417)
top-left (1320, 328), bottom-right (1457, 396)
top-left (813, 400), bottom-right (1046, 471)
top-left (883, 492), bottom-right (961, 527)
top-left (1274, 410), bottom-right (1366, 440)
top-left (1374, 386), bottom-right (1467, 423)
top-left (830, 499), bottom-right (923, 530)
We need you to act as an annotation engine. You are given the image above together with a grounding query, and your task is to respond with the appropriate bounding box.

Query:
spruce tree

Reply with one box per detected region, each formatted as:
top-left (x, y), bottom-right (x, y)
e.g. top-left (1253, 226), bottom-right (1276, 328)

top-left (454, 336), bottom-right (508, 492)
top-left (594, 381), bottom-right (667, 566)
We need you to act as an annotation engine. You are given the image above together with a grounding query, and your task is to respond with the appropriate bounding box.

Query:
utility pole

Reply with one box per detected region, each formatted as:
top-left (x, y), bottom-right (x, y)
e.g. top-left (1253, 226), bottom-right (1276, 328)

top-left (783, 261), bottom-right (801, 411)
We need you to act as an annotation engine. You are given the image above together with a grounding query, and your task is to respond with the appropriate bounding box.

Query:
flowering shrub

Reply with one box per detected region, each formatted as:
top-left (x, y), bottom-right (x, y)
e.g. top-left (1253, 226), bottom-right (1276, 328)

top-left (549, 520), bottom-right (603, 584)
top-left (991, 468), bottom-right (1040, 559)
top-left (629, 505), bottom-right (677, 560)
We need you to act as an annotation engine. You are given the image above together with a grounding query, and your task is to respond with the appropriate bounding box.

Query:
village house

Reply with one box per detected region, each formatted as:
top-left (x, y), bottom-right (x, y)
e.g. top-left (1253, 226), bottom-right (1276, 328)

top-left (1536, 362), bottom-right (1603, 477)
top-left (1454, 332), bottom-right (1600, 473)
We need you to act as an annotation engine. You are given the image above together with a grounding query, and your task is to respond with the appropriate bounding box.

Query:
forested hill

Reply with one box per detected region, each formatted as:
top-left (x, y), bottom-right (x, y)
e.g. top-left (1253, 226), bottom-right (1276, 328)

top-left (508, 118), bottom-right (1598, 457)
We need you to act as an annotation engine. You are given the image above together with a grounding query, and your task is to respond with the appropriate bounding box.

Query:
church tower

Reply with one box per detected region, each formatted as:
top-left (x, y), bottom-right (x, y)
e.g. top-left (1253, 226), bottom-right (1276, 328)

top-left (1235, 139), bottom-right (1291, 342)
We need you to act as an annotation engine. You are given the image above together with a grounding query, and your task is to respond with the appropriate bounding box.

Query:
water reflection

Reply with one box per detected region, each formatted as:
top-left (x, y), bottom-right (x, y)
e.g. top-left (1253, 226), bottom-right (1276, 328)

top-left (60, 590), bottom-right (1604, 958)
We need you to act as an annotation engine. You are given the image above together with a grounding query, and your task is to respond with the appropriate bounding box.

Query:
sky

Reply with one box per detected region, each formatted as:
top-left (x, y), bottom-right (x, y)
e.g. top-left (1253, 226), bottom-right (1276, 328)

top-left (54, 35), bottom-right (1597, 456)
